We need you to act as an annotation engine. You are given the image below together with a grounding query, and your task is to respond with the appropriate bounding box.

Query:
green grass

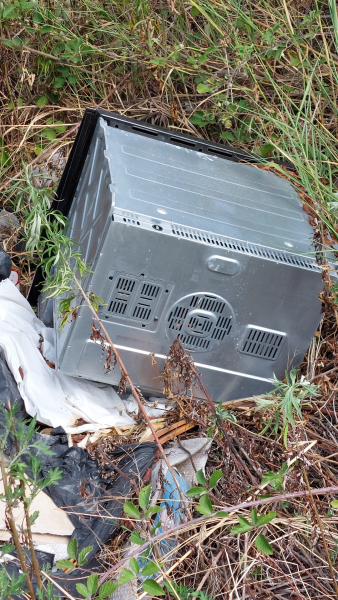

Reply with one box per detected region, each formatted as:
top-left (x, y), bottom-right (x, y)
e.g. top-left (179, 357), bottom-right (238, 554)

top-left (0, 3), bottom-right (337, 174)
top-left (1, 4), bottom-right (337, 193)
top-left (1, 1), bottom-right (337, 282)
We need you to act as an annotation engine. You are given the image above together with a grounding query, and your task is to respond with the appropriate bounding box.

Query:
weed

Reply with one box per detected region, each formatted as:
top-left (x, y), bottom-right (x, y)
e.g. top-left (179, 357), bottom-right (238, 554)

top-left (261, 462), bottom-right (291, 492)
top-left (255, 368), bottom-right (319, 447)
top-left (206, 402), bottom-right (237, 438)
top-left (0, 401), bottom-right (62, 600)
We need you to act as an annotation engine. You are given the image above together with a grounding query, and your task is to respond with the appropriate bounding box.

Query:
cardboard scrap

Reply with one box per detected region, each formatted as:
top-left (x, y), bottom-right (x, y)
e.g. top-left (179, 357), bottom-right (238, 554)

top-left (0, 478), bottom-right (74, 543)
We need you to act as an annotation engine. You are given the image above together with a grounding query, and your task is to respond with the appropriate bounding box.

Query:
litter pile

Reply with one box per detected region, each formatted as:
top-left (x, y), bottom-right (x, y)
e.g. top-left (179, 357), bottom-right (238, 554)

top-left (0, 244), bottom-right (213, 597)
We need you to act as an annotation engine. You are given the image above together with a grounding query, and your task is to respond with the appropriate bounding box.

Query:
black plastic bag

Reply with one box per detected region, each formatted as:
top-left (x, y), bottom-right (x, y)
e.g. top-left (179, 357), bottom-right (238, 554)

top-left (43, 438), bottom-right (156, 561)
top-left (0, 246), bottom-right (11, 281)
top-left (0, 349), bottom-right (23, 408)
top-left (39, 436), bottom-right (157, 596)
top-left (2, 433), bottom-right (156, 598)
top-left (1, 549), bottom-right (54, 600)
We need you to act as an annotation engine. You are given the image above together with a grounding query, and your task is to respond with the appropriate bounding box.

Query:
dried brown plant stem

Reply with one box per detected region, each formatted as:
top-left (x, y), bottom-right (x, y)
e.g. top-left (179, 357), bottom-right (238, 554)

top-left (196, 547), bottom-right (223, 592)
top-left (74, 276), bottom-right (192, 518)
top-left (302, 467), bottom-right (338, 600)
top-left (0, 450), bottom-right (36, 600)
top-left (292, 553), bottom-right (331, 596)
top-left (190, 358), bottom-right (259, 485)
top-left (24, 504), bottom-right (43, 589)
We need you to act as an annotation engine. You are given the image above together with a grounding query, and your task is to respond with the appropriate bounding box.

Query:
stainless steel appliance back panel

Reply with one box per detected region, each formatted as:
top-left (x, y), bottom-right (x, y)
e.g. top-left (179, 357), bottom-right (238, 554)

top-left (53, 118), bottom-right (324, 402)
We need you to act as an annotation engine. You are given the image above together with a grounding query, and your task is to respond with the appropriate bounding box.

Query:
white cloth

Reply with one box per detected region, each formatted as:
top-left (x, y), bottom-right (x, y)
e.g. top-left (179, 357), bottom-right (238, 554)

top-left (0, 279), bottom-right (138, 433)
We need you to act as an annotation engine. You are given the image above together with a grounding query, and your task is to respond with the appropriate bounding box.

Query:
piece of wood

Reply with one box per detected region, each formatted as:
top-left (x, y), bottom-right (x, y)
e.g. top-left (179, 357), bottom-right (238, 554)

top-left (146, 419), bottom-right (187, 441)
top-left (148, 421), bottom-right (196, 443)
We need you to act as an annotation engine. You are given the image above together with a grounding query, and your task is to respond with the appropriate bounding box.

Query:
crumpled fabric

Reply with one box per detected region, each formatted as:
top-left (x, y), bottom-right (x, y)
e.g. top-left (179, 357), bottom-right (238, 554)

top-left (0, 279), bottom-right (140, 433)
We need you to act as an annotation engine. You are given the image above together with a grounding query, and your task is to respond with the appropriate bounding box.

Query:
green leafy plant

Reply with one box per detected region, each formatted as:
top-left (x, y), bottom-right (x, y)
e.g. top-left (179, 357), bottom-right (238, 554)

top-left (255, 369), bottom-right (319, 447)
top-left (56, 540), bottom-right (121, 599)
top-left (190, 109), bottom-right (216, 127)
top-left (0, 138), bottom-right (10, 167)
top-left (164, 580), bottom-right (213, 599)
top-left (261, 462), bottom-right (291, 492)
top-left (0, 401), bottom-right (63, 600)
top-left (53, 65), bottom-right (77, 88)
top-left (40, 117), bottom-right (67, 142)
top-left (186, 468), bottom-right (224, 516)
top-left (9, 168), bottom-right (103, 330)
top-left (187, 469), bottom-right (275, 556)
top-left (207, 402), bottom-right (237, 438)
top-left (121, 484), bottom-right (164, 595)
top-left (56, 538), bottom-right (93, 573)
top-left (76, 574), bottom-right (118, 600)
top-left (0, 566), bottom-right (28, 600)
top-left (230, 509), bottom-right (276, 555)
top-left (121, 478), bottom-right (224, 596)
top-left (11, 164), bottom-right (67, 255)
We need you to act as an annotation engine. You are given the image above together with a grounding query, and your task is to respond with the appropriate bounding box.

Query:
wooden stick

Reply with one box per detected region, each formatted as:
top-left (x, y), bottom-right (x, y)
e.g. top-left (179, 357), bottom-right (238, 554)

top-left (151, 422), bottom-right (196, 444)
top-left (147, 419), bottom-right (195, 442)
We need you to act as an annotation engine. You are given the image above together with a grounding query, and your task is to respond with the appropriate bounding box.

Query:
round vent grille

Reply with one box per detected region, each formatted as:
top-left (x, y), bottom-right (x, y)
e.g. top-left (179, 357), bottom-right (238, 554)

top-left (166, 293), bottom-right (234, 352)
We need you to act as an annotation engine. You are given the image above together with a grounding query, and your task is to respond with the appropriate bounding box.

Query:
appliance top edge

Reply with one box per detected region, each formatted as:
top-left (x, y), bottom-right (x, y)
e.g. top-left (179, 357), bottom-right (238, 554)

top-left (100, 119), bottom-right (317, 258)
top-left (112, 211), bottom-right (328, 272)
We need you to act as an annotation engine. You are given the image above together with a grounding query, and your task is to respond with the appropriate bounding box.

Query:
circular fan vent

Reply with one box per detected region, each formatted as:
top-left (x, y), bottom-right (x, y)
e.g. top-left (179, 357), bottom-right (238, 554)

top-left (166, 293), bottom-right (234, 352)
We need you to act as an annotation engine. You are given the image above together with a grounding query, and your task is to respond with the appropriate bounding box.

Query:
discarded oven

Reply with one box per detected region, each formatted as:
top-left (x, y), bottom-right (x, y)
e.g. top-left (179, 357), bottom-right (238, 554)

top-left (39, 109), bottom-right (326, 402)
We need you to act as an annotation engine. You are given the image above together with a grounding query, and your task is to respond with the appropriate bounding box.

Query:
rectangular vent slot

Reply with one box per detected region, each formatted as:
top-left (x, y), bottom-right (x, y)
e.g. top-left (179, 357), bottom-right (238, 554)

top-left (108, 277), bottom-right (136, 315)
top-left (132, 125), bottom-right (158, 136)
top-left (207, 147), bottom-right (233, 158)
top-left (239, 327), bottom-right (286, 360)
top-left (171, 225), bottom-right (320, 272)
top-left (190, 295), bottom-right (225, 313)
top-left (211, 316), bottom-right (232, 340)
top-left (168, 306), bottom-right (188, 331)
top-left (170, 137), bottom-right (196, 148)
top-left (140, 283), bottom-right (160, 298)
top-left (107, 275), bottom-right (163, 323)
top-left (180, 334), bottom-right (211, 350)
top-left (132, 283), bottom-right (161, 321)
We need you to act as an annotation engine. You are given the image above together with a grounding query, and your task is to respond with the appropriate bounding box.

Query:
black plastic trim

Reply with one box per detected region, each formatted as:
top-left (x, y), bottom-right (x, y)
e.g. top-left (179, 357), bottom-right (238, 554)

top-left (55, 107), bottom-right (97, 216)
top-left (98, 109), bottom-right (252, 164)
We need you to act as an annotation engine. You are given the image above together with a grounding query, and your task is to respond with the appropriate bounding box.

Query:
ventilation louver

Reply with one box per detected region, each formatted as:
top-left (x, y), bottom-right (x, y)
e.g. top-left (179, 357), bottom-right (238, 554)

top-left (171, 225), bottom-right (321, 272)
top-left (132, 282), bottom-right (161, 321)
top-left (108, 277), bottom-right (136, 315)
top-left (239, 326), bottom-right (286, 360)
top-left (106, 274), bottom-right (162, 324)
top-left (167, 293), bottom-right (234, 352)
